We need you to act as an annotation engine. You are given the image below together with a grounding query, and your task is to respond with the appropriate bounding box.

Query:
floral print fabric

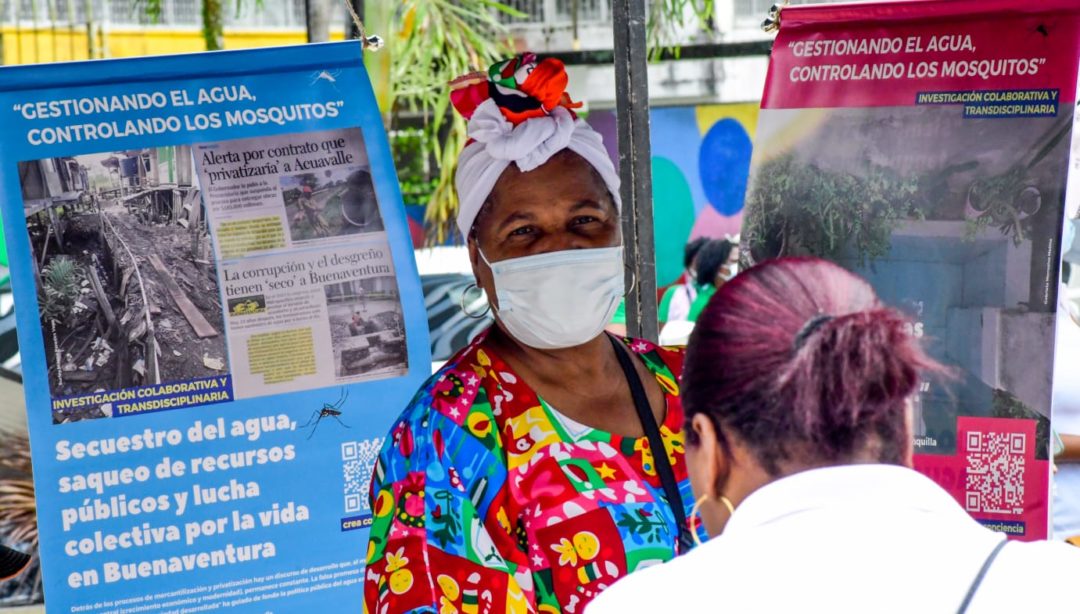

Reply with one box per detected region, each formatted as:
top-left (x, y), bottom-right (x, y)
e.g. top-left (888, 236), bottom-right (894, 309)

top-left (364, 332), bottom-right (698, 614)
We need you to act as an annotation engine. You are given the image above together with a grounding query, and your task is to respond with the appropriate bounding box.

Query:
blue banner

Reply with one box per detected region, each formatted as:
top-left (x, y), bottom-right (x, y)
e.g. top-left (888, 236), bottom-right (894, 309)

top-left (0, 41), bottom-right (430, 612)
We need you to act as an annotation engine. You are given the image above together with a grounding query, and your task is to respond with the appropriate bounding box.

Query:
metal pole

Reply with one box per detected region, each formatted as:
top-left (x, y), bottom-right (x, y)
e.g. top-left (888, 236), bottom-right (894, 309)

top-left (304, 0), bottom-right (314, 42)
top-left (612, 0), bottom-right (657, 342)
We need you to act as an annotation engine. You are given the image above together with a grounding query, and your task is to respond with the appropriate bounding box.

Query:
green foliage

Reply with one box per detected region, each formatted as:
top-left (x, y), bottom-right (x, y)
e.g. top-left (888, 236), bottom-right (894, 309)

top-left (385, 0), bottom-right (519, 243)
top-left (616, 509), bottom-right (667, 544)
top-left (744, 153), bottom-right (921, 267)
top-left (991, 388), bottom-right (1050, 461)
top-left (391, 128), bottom-right (439, 206)
top-left (648, 0), bottom-right (716, 59)
top-left (39, 257), bottom-right (82, 323)
top-left (963, 167), bottom-right (1030, 246)
top-left (201, 0), bottom-right (225, 50)
top-left (963, 118), bottom-right (1070, 247)
top-left (134, 0), bottom-right (258, 50)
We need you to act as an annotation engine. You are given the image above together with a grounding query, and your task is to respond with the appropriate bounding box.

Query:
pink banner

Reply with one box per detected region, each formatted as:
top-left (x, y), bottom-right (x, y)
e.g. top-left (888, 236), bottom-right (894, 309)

top-left (746, 0), bottom-right (1080, 541)
top-left (764, 0), bottom-right (1080, 109)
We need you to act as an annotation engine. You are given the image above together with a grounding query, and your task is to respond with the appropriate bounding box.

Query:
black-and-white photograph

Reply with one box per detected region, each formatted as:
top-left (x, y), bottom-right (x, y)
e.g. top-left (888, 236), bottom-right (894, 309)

top-left (19, 146), bottom-right (228, 423)
top-left (324, 277), bottom-right (406, 380)
top-left (281, 166), bottom-right (384, 242)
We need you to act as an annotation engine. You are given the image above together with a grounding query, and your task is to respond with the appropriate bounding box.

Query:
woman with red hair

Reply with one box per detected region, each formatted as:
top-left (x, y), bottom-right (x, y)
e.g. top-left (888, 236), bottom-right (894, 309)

top-left (588, 257), bottom-right (1080, 613)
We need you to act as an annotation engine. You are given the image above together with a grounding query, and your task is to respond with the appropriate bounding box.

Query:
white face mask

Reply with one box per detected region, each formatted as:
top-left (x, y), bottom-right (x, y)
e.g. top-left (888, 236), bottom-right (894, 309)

top-left (719, 263), bottom-right (739, 282)
top-left (480, 246), bottom-right (624, 349)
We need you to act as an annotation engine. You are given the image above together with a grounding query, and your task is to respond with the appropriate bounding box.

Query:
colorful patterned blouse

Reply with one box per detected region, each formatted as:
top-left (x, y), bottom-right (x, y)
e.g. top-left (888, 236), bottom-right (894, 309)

top-left (364, 331), bottom-right (699, 614)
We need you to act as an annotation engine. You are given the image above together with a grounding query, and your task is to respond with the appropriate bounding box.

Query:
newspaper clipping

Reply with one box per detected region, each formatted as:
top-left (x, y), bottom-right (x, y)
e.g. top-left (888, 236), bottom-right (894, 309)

top-left (194, 127), bottom-right (384, 259)
top-left (195, 127), bottom-right (406, 399)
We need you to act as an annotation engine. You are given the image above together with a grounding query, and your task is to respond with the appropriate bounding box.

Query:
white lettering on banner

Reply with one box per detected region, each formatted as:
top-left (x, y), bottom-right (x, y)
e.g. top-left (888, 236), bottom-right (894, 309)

top-left (789, 35), bottom-right (976, 57)
top-left (88, 542), bottom-right (277, 587)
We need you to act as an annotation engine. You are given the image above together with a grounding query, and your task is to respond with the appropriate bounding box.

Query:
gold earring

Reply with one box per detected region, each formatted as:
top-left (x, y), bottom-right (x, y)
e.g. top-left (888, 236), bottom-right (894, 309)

top-left (690, 495), bottom-right (708, 546)
top-left (689, 494), bottom-right (738, 547)
top-left (719, 495), bottom-right (735, 516)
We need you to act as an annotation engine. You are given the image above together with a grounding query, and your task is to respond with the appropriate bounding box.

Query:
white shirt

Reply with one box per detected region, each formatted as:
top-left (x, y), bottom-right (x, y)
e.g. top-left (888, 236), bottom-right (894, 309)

top-left (587, 464), bottom-right (1080, 614)
top-left (665, 283), bottom-right (697, 322)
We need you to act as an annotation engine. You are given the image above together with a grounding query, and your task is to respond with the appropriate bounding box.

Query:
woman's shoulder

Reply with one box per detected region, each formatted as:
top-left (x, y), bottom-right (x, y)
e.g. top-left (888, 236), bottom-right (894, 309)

top-left (391, 334), bottom-right (508, 447)
top-left (622, 336), bottom-right (685, 390)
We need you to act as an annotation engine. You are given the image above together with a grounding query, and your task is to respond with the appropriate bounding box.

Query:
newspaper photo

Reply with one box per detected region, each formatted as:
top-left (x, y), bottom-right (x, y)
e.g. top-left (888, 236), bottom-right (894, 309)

top-left (194, 126), bottom-right (409, 399)
top-left (220, 245), bottom-right (407, 399)
top-left (194, 127), bottom-right (384, 260)
top-left (18, 146), bottom-right (230, 424)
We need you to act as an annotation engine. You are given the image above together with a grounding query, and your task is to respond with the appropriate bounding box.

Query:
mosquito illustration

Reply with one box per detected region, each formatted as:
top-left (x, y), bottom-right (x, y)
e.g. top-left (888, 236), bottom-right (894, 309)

top-left (309, 69), bottom-right (342, 87)
top-left (301, 388), bottom-right (351, 439)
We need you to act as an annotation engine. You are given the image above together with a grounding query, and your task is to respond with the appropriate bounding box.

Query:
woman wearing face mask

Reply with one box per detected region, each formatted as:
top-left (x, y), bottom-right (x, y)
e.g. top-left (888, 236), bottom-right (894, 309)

top-left (588, 258), bottom-right (1080, 613)
top-left (685, 238), bottom-right (738, 321)
top-left (657, 237), bottom-right (709, 325)
top-left (364, 54), bottom-right (699, 614)
top-left (656, 239), bottom-right (739, 346)
top-left (613, 237), bottom-right (709, 339)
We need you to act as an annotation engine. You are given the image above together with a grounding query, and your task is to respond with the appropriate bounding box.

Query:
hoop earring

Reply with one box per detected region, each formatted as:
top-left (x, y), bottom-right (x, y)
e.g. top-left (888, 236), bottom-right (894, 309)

top-left (460, 283), bottom-right (491, 319)
top-left (719, 495), bottom-right (736, 516)
top-left (689, 493), bottom-right (737, 546)
top-left (624, 267), bottom-right (638, 297)
top-left (690, 495), bottom-right (708, 546)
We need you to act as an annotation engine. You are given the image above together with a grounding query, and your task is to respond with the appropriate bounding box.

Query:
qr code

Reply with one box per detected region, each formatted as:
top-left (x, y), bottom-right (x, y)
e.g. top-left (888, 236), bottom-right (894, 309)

top-left (964, 430), bottom-right (1025, 515)
top-left (342, 438), bottom-right (384, 514)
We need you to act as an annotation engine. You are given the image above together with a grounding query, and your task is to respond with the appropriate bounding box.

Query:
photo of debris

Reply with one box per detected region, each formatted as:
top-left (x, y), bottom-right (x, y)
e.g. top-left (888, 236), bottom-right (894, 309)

top-left (19, 147), bottom-right (228, 423)
top-left (281, 166), bottom-right (384, 242)
top-left (324, 277), bottom-right (406, 380)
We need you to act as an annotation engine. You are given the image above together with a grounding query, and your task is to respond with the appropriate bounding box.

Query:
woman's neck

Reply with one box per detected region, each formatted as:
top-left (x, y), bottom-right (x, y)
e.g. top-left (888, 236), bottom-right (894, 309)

top-left (483, 323), bottom-right (666, 439)
top-left (484, 324), bottom-right (618, 388)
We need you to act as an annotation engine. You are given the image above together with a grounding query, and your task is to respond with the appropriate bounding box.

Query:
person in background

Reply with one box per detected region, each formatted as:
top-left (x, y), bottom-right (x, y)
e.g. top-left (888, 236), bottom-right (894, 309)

top-left (658, 237), bottom-right (709, 324)
top-left (588, 257), bottom-right (1080, 613)
top-left (683, 238), bottom-right (738, 321)
top-left (655, 238), bottom-right (739, 346)
top-left (610, 237), bottom-right (739, 340)
top-left (364, 53), bottom-right (700, 614)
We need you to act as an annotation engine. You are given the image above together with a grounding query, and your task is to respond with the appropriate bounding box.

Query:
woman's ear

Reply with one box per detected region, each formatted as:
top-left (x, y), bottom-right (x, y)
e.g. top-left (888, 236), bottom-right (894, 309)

top-left (467, 233), bottom-right (481, 273)
top-left (690, 413), bottom-right (728, 498)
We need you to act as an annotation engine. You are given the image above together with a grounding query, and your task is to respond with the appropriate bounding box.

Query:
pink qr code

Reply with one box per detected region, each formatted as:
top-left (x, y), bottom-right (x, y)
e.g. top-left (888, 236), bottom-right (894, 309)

top-left (964, 430), bottom-right (1025, 515)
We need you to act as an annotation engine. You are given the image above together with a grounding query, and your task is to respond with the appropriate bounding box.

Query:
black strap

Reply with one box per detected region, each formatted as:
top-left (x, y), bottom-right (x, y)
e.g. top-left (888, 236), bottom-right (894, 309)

top-left (956, 538), bottom-right (1008, 614)
top-left (607, 335), bottom-right (693, 553)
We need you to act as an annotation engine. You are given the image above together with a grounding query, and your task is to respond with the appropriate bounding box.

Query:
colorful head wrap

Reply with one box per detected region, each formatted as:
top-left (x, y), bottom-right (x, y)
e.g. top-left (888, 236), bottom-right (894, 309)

top-left (451, 53), bottom-right (621, 237)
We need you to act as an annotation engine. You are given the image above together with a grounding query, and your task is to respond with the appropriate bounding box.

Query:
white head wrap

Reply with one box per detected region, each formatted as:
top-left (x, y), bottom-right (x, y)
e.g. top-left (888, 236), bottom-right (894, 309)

top-left (455, 98), bottom-right (621, 237)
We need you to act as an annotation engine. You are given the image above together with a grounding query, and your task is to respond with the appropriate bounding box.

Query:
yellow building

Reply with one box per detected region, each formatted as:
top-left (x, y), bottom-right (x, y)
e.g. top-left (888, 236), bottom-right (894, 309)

top-left (1, 0), bottom-right (346, 65)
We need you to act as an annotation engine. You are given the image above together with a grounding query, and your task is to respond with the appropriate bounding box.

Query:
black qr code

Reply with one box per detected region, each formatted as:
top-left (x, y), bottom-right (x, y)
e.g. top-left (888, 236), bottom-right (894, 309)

top-left (342, 438), bottom-right (383, 514)
top-left (964, 431), bottom-right (1025, 515)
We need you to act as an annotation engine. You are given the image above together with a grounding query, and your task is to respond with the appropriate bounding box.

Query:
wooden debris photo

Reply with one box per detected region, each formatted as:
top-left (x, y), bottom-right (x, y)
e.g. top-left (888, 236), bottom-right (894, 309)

top-left (18, 147), bottom-right (229, 423)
